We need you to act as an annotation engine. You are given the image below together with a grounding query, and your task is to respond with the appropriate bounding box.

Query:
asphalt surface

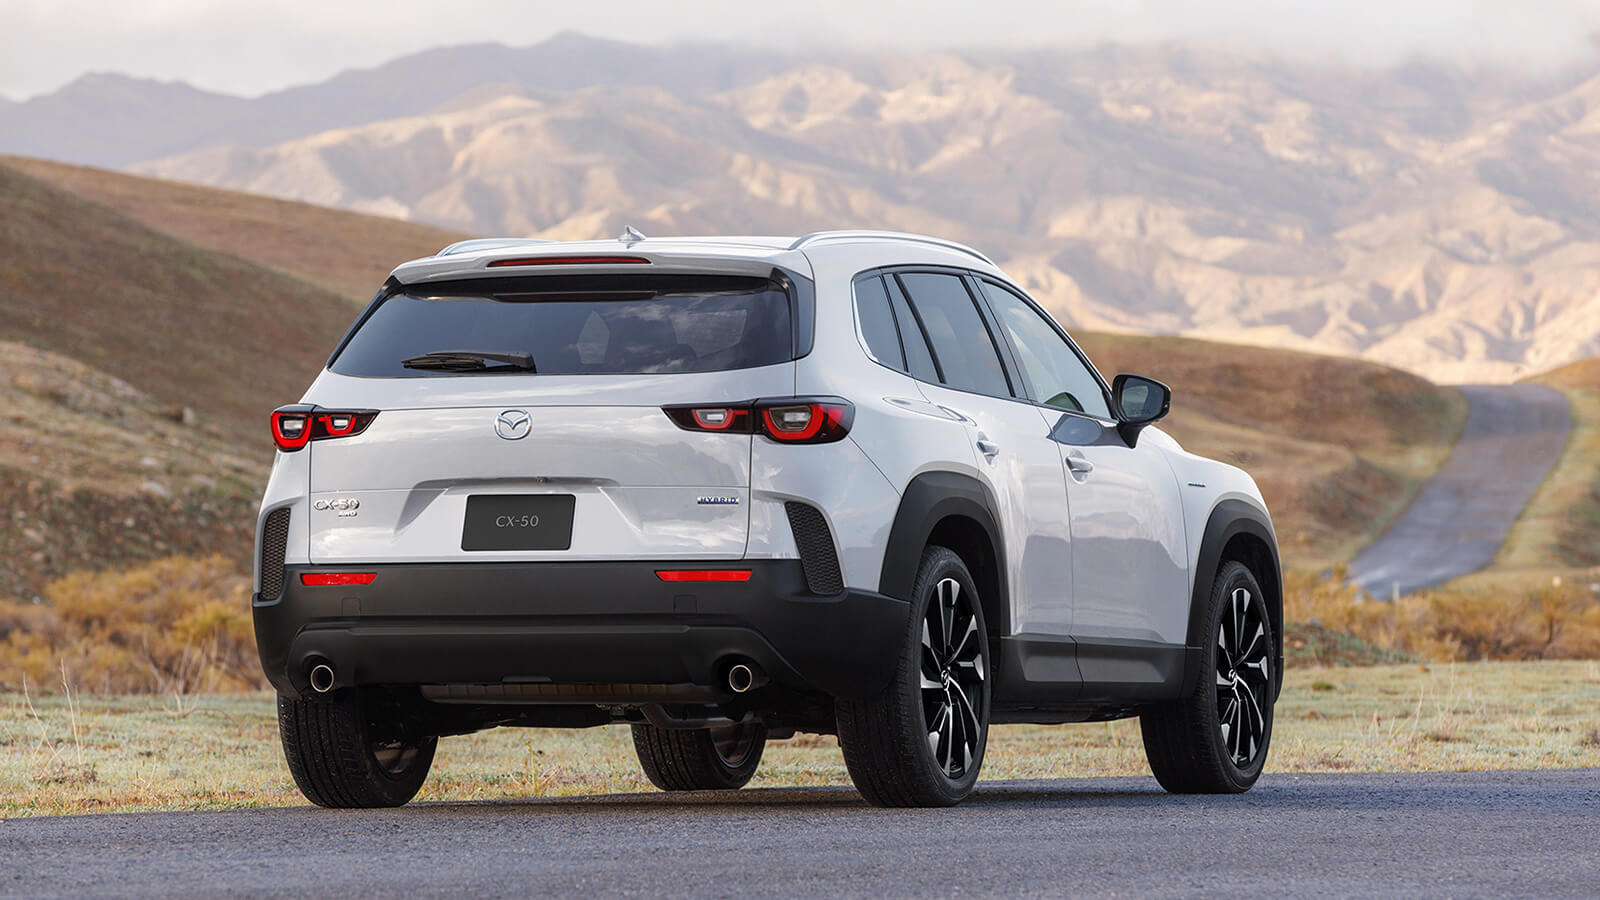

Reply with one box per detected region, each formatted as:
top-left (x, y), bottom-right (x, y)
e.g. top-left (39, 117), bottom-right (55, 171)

top-left (1349, 383), bottom-right (1571, 596)
top-left (3, 770), bottom-right (1597, 897)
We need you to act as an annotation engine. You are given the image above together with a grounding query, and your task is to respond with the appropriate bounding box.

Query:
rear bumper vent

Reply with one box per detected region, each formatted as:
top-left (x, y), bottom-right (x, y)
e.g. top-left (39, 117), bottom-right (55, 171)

top-left (784, 502), bottom-right (844, 595)
top-left (259, 508), bottom-right (292, 600)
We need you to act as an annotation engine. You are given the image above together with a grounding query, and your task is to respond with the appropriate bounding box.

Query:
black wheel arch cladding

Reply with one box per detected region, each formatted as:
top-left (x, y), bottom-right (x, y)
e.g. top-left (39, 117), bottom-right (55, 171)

top-left (1185, 499), bottom-right (1283, 697)
top-left (879, 470), bottom-right (1009, 635)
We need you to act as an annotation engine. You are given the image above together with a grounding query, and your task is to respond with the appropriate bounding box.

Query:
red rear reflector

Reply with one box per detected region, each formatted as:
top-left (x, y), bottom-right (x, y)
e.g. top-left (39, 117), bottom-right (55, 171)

top-left (300, 572), bottom-right (377, 586)
top-left (655, 569), bottom-right (752, 583)
top-left (487, 256), bottom-right (650, 267)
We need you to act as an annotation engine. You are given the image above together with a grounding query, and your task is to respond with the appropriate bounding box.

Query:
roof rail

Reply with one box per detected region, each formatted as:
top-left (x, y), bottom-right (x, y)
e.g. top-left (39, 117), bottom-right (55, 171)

top-left (788, 231), bottom-right (995, 265)
top-left (435, 237), bottom-right (555, 257)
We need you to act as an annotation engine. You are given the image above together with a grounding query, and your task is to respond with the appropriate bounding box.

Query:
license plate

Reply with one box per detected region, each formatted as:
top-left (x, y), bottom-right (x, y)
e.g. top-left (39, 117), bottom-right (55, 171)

top-left (461, 495), bottom-right (575, 551)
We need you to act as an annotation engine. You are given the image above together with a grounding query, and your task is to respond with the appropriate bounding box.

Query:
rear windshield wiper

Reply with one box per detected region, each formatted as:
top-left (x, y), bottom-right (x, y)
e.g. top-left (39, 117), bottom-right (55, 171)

top-left (400, 350), bottom-right (536, 372)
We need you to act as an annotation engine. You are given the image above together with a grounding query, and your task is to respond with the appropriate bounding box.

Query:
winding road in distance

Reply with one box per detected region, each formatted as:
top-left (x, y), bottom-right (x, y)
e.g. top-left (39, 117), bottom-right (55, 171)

top-left (2, 771), bottom-right (1598, 897)
top-left (1349, 383), bottom-right (1571, 597)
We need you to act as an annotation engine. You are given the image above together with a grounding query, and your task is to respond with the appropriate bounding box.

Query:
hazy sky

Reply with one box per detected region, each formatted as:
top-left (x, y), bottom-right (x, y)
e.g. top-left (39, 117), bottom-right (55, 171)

top-left (3, 0), bottom-right (1598, 100)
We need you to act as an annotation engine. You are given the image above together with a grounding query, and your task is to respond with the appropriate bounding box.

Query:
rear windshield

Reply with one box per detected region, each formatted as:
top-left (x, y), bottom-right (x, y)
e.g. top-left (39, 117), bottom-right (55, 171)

top-left (330, 274), bottom-right (793, 377)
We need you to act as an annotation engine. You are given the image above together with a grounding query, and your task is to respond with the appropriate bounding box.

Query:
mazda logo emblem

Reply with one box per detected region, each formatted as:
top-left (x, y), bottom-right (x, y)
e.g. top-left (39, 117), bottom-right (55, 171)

top-left (495, 409), bottom-right (532, 440)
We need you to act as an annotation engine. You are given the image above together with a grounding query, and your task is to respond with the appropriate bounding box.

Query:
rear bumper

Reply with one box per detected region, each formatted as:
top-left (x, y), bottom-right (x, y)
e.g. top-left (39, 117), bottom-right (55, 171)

top-left (253, 560), bottom-right (908, 701)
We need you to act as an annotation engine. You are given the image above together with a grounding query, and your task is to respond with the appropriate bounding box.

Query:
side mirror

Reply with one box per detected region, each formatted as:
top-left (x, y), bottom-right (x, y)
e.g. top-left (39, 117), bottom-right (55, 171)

top-left (1112, 373), bottom-right (1171, 448)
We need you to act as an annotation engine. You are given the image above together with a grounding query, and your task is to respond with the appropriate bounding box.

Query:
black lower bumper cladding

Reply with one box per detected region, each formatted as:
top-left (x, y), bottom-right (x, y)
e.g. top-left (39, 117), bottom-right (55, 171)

top-left (254, 559), bottom-right (908, 701)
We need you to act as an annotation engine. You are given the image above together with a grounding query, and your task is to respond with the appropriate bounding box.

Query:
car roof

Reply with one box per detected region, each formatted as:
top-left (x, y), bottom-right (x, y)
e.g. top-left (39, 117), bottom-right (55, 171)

top-left (388, 231), bottom-right (997, 285)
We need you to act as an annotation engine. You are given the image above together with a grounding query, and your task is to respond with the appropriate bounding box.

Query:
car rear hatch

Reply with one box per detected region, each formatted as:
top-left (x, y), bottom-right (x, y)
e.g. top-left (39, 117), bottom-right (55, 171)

top-left (297, 270), bottom-right (797, 564)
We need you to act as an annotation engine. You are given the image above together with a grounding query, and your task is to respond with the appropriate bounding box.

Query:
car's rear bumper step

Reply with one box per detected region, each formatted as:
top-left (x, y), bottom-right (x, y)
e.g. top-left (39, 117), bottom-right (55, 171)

top-left (253, 560), bottom-right (908, 701)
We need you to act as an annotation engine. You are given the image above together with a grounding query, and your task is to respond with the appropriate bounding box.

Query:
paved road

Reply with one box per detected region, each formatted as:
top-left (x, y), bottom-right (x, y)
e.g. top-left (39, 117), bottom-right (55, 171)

top-left (1349, 383), bottom-right (1571, 596)
top-left (3, 770), bottom-right (1597, 897)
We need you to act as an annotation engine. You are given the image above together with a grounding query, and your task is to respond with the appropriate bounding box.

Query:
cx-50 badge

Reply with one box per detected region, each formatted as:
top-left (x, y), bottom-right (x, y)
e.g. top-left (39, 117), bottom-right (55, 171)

top-left (495, 409), bottom-right (532, 440)
top-left (312, 497), bottom-right (360, 518)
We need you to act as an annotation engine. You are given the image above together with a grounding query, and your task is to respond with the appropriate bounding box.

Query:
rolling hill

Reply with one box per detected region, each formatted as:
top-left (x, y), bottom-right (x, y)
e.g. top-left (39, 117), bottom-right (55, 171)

top-left (0, 159), bottom-right (1466, 599)
top-left (0, 161), bottom-right (357, 597)
top-left (2, 155), bottom-right (463, 302)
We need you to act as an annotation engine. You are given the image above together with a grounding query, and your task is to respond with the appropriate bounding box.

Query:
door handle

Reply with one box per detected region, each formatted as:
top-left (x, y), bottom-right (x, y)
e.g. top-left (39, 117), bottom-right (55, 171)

top-left (976, 438), bottom-right (1000, 459)
top-left (1066, 452), bottom-right (1095, 476)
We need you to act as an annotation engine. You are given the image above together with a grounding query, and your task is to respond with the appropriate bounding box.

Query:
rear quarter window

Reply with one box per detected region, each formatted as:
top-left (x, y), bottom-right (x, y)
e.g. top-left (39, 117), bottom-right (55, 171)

top-left (331, 274), bottom-right (793, 377)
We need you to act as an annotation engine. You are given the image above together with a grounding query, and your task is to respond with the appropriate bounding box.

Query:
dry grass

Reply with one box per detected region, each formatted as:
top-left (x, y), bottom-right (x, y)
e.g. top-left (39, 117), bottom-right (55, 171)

top-left (1, 661), bottom-right (1593, 817)
top-left (1286, 567), bottom-right (1600, 662)
top-left (0, 556), bottom-right (262, 695)
top-left (0, 347), bottom-right (265, 599)
top-left (3, 155), bottom-right (465, 303)
top-left (1078, 332), bottom-right (1467, 568)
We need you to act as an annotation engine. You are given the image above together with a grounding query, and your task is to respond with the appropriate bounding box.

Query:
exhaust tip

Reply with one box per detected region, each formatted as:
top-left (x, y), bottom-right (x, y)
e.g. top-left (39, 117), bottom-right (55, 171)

top-left (728, 663), bottom-right (757, 694)
top-left (309, 663), bottom-right (336, 694)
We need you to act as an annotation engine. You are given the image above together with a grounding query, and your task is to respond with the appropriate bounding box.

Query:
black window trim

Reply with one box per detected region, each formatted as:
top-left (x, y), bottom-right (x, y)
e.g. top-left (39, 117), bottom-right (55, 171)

top-left (968, 273), bottom-right (1118, 424)
top-left (882, 265), bottom-right (1021, 402)
top-left (850, 271), bottom-right (911, 375)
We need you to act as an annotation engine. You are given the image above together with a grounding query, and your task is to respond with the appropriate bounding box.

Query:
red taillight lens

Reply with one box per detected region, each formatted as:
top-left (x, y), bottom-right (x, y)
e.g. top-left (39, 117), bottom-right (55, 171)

top-left (760, 401), bottom-right (853, 444)
top-left (270, 407), bottom-right (378, 452)
top-left (271, 411), bottom-right (312, 451)
top-left (487, 256), bottom-right (650, 267)
top-left (663, 405), bottom-right (755, 433)
top-left (300, 572), bottom-right (377, 586)
top-left (662, 398), bottom-right (853, 444)
top-left (655, 569), bottom-right (752, 582)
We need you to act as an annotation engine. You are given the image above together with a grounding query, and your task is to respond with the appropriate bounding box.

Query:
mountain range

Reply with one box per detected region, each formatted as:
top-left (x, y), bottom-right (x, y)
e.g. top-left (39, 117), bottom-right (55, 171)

top-left (6, 33), bottom-right (1600, 381)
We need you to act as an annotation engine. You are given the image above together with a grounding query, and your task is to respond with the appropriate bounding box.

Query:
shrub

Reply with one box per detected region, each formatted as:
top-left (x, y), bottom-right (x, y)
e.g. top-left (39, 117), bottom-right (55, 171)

top-left (0, 555), bottom-right (264, 693)
top-left (1285, 567), bottom-right (1600, 662)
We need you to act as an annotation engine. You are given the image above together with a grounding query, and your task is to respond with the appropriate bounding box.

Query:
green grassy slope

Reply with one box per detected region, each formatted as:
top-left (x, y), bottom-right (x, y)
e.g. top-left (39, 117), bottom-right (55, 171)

top-left (1494, 358), bottom-right (1600, 570)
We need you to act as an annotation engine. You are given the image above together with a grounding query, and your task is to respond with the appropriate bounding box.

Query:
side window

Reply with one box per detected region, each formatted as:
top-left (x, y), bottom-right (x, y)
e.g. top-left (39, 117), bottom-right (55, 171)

top-left (853, 275), bottom-right (905, 370)
top-left (883, 275), bottom-right (941, 383)
top-left (978, 280), bottom-right (1112, 419)
top-left (896, 273), bottom-right (1013, 398)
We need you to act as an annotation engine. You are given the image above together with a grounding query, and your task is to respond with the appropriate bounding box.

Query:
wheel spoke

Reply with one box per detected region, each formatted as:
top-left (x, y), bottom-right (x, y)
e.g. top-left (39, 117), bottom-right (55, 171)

top-left (950, 681), bottom-right (982, 774)
top-left (921, 619), bottom-right (944, 669)
top-left (1217, 622), bottom-right (1232, 669)
top-left (934, 698), bottom-right (947, 768)
top-left (939, 579), bottom-right (958, 654)
top-left (1229, 689), bottom-right (1245, 763)
top-left (1231, 588), bottom-right (1249, 656)
top-left (1238, 622), bottom-right (1265, 662)
top-left (951, 615), bottom-right (980, 664)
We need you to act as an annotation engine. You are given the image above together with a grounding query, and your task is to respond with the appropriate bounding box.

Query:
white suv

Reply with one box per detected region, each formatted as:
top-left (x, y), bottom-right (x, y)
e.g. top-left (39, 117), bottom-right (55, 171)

top-left (253, 230), bottom-right (1281, 808)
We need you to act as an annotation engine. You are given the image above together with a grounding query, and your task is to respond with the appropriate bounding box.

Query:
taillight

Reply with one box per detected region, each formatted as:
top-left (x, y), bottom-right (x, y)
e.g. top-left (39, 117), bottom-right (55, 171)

top-left (270, 407), bottom-right (378, 452)
top-left (662, 397), bottom-right (853, 444)
top-left (663, 405), bottom-right (754, 434)
top-left (301, 572), bottom-right (378, 586)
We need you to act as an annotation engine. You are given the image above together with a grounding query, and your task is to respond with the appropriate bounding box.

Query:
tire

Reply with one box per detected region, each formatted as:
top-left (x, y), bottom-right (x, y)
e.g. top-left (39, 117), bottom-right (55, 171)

top-left (632, 722), bottom-right (767, 790)
top-left (836, 545), bottom-right (990, 807)
top-left (278, 691), bottom-right (437, 808)
top-left (1141, 560), bottom-right (1276, 793)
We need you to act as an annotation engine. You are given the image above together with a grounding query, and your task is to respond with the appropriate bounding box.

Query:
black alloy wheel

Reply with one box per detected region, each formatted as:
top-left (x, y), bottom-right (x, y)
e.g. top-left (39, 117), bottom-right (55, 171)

top-left (921, 574), bottom-right (987, 779)
top-left (836, 545), bottom-right (991, 807)
top-left (1140, 560), bottom-right (1276, 793)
